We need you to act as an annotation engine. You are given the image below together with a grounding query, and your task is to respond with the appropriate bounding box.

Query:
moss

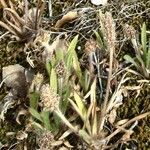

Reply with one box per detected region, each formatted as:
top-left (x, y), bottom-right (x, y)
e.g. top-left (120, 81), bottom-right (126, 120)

top-left (117, 82), bottom-right (150, 148)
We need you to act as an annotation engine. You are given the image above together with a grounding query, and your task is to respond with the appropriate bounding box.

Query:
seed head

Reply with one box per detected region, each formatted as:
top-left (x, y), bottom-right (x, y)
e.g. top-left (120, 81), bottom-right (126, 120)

top-left (30, 73), bottom-right (44, 92)
top-left (38, 130), bottom-right (55, 150)
top-left (55, 60), bottom-right (66, 78)
top-left (124, 24), bottom-right (136, 40)
top-left (40, 84), bottom-right (60, 111)
top-left (84, 39), bottom-right (97, 55)
top-left (100, 11), bottom-right (116, 50)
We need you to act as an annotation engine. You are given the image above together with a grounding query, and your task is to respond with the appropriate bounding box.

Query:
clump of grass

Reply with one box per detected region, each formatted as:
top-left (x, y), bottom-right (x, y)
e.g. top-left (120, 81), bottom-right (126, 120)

top-left (29, 11), bottom-right (150, 149)
top-left (124, 23), bottom-right (150, 78)
top-left (0, 0), bottom-right (45, 42)
top-left (29, 35), bottom-right (82, 149)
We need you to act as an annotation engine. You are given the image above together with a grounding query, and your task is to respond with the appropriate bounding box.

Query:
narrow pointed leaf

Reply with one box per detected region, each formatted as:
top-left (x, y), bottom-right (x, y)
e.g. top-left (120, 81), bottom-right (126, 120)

top-left (46, 61), bottom-right (51, 76)
top-left (66, 35), bottom-right (79, 71)
top-left (79, 130), bottom-right (91, 144)
top-left (56, 48), bottom-right (64, 61)
top-left (29, 108), bottom-right (43, 122)
top-left (73, 54), bottom-right (84, 88)
top-left (41, 111), bottom-right (51, 130)
top-left (146, 41), bottom-right (150, 69)
top-left (69, 98), bottom-right (84, 119)
top-left (124, 55), bottom-right (138, 68)
top-left (50, 68), bottom-right (57, 93)
top-left (29, 92), bottom-right (40, 110)
top-left (68, 35), bottom-right (79, 52)
top-left (73, 91), bottom-right (87, 118)
top-left (94, 30), bottom-right (103, 47)
top-left (141, 23), bottom-right (147, 57)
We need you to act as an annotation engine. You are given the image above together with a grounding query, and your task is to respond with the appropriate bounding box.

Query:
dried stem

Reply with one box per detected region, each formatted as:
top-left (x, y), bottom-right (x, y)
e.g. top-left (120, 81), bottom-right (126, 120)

top-left (4, 16), bottom-right (22, 35)
top-left (37, 2), bottom-right (45, 29)
top-left (99, 12), bottom-right (116, 132)
top-left (104, 112), bottom-right (150, 143)
top-left (24, 0), bottom-right (29, 25)
top-left (0, 0), bottom-right (8, 8)
top-left (99, 47), bottom-right (114, 132)
top-left (0, 21), bottom-right (17, 35)
top-left (8, 0), bottom-right (21, 28)
top-left (4, 8), bottom-right (25, 25)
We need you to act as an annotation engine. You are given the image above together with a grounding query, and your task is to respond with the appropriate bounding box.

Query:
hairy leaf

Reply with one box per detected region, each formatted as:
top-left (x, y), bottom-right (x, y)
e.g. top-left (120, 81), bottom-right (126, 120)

top-left (141, 23), bottom-right (147, 58)
top-left (73, 91), bottom-right (87, 118)
top-left (29, 92), bottom-right (40, 110)
top-left (124, 55), bottom-right (139, 68)
top-left (41, 111), bottom-right (51, 130)
top-left (50, 68), bottom-right (57, 93)
top-left (66, 35), bottom-right (78, 72)
top-left (29, 108), bottom-right (43, 122)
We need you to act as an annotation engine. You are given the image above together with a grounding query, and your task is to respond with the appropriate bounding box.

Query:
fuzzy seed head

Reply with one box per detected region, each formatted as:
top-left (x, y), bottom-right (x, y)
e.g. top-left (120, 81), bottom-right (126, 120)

top-left (100, 11), bottom-right (116, 50)
top-left (124, 24), bottom-right (136, 40)
top-left (84, 39), bottom-right (97, 55)
top-left (30, 73), bottom-right (44, 92)
top-left (55, 60), bottom-right (66, 78)
top-left (40, 84), bottom-right (60, 111)
top-left (38, 130), bottom-right (55, 150)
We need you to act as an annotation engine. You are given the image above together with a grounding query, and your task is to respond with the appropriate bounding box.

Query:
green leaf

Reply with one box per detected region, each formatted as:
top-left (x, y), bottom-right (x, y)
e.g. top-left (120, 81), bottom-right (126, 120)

top-left (66, 35), bottom-right (84, 88)
top-left (55, 109), bottom-right (77, 132)
top-left (29, 108), bottom-right (43, 122)
top-left (73, 91), bottom-right (87, 118)
top-left (79, 130), bottom-right (91, 144)
top-left (146, 41), bottom-right (150, 69)
top-left (83, 70), bottom-right (91, 92)
top-left (69, 96), bottom-right (91, 134)
top-left (50, 55), bottom-right (57, 67)
top-left (94, 30), bottom-right (103, 47)
top-left (69, 98), bottom-right (84, 119)
top-left (46, 61), bottom-right (51, 76)
top-left (136, 54), bottom-right (145, 68)
top-left (31, 121), bottom-right (44, 130)
top-left (72, 51), bottom-right (84, 88)
top-left (29, 92), bottom-right (40, 110)
top-left (66, 53), bottom-right (73, 73)
top-left (50, 68), bottom-right (57, 93)
top-left (60, 85), bottom-right (71, 113)
top-left (41, 111), bottom-right (51, 130)
top-left (66, 35), bottom-right (79, 71)
top-left (68, 35), bottom-right (79, 53)
top-left (53, 113), bottom-right (61, 129)
top-left (124, 55), bottom-right (139, 68)
top-left (141, 23), bottom-right (147, 59)
top-left (135, 54), bottom-right (149, 78)
top-left (55, 48), bottom-right (64, 61)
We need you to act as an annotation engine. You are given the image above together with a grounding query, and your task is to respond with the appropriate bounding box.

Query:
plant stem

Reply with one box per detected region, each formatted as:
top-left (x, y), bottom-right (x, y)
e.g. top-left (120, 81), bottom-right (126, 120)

top-left (99, 47), bottom-right (114, 133)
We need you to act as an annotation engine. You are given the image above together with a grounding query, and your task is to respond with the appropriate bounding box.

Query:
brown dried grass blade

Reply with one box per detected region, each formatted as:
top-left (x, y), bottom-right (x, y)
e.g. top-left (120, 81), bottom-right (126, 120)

top-left (24, 0), bottom-right (29, 24)
top-left (55, 11), bottom-right (80, 29)
top-left (105, 112), bottom-right (150, 143)
top-left (0, 0), bottom-right (8, 8)
top-left (35, 0), bottom-right (45, 30)
top-left (8, 0), bottom-right (23, 28)
top-left (4, 14), bottom-right (22, 35)
top-left (4, 8), bottom-right (25, 26)
top-left (0, 21), bottom-right (17, 35)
